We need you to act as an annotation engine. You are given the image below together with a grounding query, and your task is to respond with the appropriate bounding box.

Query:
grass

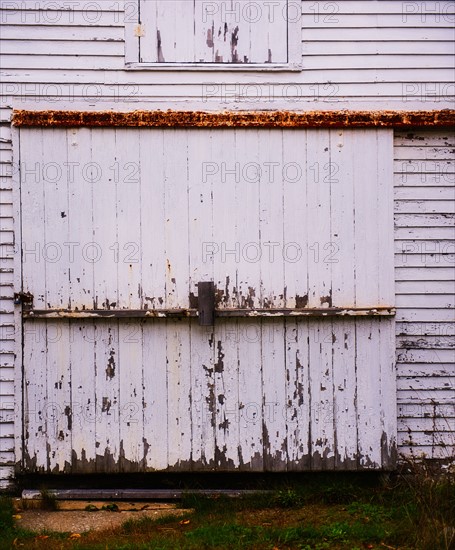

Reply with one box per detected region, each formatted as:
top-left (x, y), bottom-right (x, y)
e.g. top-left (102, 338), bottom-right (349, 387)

top-left (1, 469), bottom-right (454, 550)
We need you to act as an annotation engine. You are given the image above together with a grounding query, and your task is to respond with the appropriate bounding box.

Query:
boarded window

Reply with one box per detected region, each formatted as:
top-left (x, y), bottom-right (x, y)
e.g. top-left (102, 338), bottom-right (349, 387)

top-left (126, 0), bottom-right (301, 68)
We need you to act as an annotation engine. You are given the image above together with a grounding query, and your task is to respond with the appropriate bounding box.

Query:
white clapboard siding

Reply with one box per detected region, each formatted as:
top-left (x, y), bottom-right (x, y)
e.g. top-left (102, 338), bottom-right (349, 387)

top-left (0, 114), bottom-right (14, 488)
top-left (0, 1), bottom-right (453, 109)
top-left (394, 129), bottom-right (455, 460)
top-left (18, 127), bottom-right (396, 473)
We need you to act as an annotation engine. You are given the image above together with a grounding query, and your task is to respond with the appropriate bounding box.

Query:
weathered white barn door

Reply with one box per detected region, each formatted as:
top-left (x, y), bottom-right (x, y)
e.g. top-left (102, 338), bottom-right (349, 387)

top-left (17, 127), bottom-right (396, 473)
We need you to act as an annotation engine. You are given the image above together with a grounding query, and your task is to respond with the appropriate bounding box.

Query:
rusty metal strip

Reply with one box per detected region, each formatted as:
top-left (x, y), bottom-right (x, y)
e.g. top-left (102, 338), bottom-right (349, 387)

top-left (23, 307), bottom-right (395, 319)
top-left (12, 109), bottom-right (455, 128)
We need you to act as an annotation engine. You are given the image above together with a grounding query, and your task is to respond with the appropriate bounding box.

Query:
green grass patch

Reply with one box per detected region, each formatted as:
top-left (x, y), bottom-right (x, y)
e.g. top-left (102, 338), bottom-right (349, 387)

top-left (2, 469), bottom-right (454, 549)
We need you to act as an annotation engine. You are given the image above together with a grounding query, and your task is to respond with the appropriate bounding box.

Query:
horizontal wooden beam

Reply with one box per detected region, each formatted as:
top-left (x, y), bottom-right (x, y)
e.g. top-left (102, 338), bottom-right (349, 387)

top-left (12, 109), bottom-right (455, 128)
top-left (23, 307), bottom-right (395, 319)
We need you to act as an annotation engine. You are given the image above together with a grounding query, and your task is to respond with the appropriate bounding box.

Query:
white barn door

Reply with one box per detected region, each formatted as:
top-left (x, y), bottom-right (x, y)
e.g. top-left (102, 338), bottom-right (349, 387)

top-left (17, 127), bottom-right (396, 473)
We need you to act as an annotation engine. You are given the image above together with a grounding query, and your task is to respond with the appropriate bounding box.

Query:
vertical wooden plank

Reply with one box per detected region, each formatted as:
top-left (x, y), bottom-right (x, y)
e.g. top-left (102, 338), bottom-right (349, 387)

top-left (189, 320), bottom-right (215, 469)
top-left (67, 128), bottom-right (94, 309)
top-left (282, 129), bottom-right (308, 309)
top-left (213, 322), bottom-right (240, 470)
top-left (115, 128), bottom-right (143, 468)
top-left (42, 128), bottom-right (69, 309)
top-left (138, 0), bottom-right (158, 62)
top-left (20, 129), bottom-right (46, 308)
top-left (118, 320), bottom-right (143, 471)
top-left (187, 130), bottom-right (216, 468)
top-left (235, 129), bottom-right (261, 308)
top-left (70, 321), bottom-right (96, 473)
top-left (212, 129), bottom-right (237, 309)
top-left (195, 0), bottom-right (229, 63)
top-left (306, 130), bottom-right (332, 309)
top-left (124, 0), bottom-right (140, 63)
top-left (164, 129), bottom-right (189, 309)
top-left (377, 130), bottom-right (397, 468)
top-left (91, 129), bottom-right (118, 310)
top-left (139, 129), bottom-right (166, 310)
top-left (116, 129), bottom-right (142, 310)
top-left (248, 1), bottom-right (288, 63)
top-left (259, 129), bottom-right (285, 309)
top-left (330, 128), bottom-right (355, 308)
top-left (356, 318), bottom-right (382, 469)
top-left (94, 321), bottom-right (120, 473)
top-left (286, 318), bottom-right (311, 470)
top-left (22, 320), bottom-right (48, 472)
top-left (262, 319), bottom-right (288, 470)
top-left (332, 318), bottom-right (357, 469)
top-left (211, 129), bottom-right (240, 468)
top-left (237, 318), bottom-right (263, 470)
top-left (258, 129), bottom-right (287, 469)
top-left (12, 125), bottom-right (24, 475)
top-left (309, 318), bottom-right (335, 470)
top-left (167, 319), bottom-right (192, 469)
top-left (376, 130), bottom-right (395, 307)
top-left (142, 320), bottom-right (168, 470)
top-left (155, 0), bottom-right (177, 63)
top-left (354, 129), bottom-right (379, 308)
top-left (46, 320), bottom-right (71, 473)
top-left (379, 317), bottom-right (397, 468)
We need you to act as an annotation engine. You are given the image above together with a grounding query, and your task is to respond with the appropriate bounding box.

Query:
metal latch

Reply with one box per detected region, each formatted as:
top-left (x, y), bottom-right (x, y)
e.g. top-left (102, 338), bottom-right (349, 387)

top-left (14, 292), bottom-right (34, 307)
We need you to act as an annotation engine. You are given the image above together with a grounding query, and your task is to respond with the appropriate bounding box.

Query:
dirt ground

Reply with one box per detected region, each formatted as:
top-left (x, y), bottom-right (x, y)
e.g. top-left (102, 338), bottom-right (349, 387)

top-left (14, 501), bottom-right (187, 534)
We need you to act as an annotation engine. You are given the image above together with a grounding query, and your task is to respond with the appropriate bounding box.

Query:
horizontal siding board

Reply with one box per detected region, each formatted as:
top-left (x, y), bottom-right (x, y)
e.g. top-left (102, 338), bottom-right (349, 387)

top-left (396, 280), bottom-right (455, 294)
top-left (398, 364), bottom-right (454, 377)
top-left (395, 227), bottom-right (455, 239)
top-left (303, 41), bottom-right (455, 55)
top-left (397, 390), bottom-right (454, 404)
top-left (301, 2), bottom-right (455, 15)
top-left (397, 348), bottom-right (455, 364)
top-left (396, 335), bottom-right (455, 349)
top-left (394, 146), bottom-right (455, 160)
top-left (394, 200), bottom-right (455, 214)
top-left (0, 39), bottom-right (125, 56)
top-left (302, 27), bottom-right (455, 41)
top-left (1, 55), bottom-right (124, 70)
top-left (394, 214), bottom-right (455, 228)
top-left (1, 25), bottom-right (125, 41)
top-left (303, 55), bottom-right (453, 70)
top-left (302, 15), bottom-right (455, 28)
top-left (396, 322), bottom-right (455, 336)
top-left (398, 433), bottom-right (454, 448)
top-left (396, 294), bottom-right (454, 308)
top-left (398, 445), bottom-right (453, 459)
top-left (395, 132), bottom-right (455, 146)
top-left (394, 130), bottom-right (455, 458)
top-left (395, 187), bottom-right (455, 200)
top-left (0, 10), bottom-right (123, 26)
top-left (398, 403), bottom-right (455, 418)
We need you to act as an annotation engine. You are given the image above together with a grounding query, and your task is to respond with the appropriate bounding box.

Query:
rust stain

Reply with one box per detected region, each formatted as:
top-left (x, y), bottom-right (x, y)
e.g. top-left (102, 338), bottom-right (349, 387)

top-left (12, 109), bottom-right (455, 128)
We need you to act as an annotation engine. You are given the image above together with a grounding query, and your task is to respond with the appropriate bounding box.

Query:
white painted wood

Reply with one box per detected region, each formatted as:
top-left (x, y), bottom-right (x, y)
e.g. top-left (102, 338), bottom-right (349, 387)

top-left (139, 0), bottom-right (289, 65)
top-left (332, 319), bottom-right (358, 469)
top-left (94, 321), bottom-right (120, 473)
top-left (309, 319), bottom-right (335, 469)
top-left (356, 318), bottom-right (382, 468)
top-left (119, 320), bottom-right (143, 470)
top-left (394, 130), bottom-right (455, 460)
top-left (70, 321), bottom-right (96, 473)
top-left (286, 319), bottom-right (311, 470)
top-left (142, 320), bottom-right (168, 470)
top-left (17, 127), bottom-right (398, 472)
